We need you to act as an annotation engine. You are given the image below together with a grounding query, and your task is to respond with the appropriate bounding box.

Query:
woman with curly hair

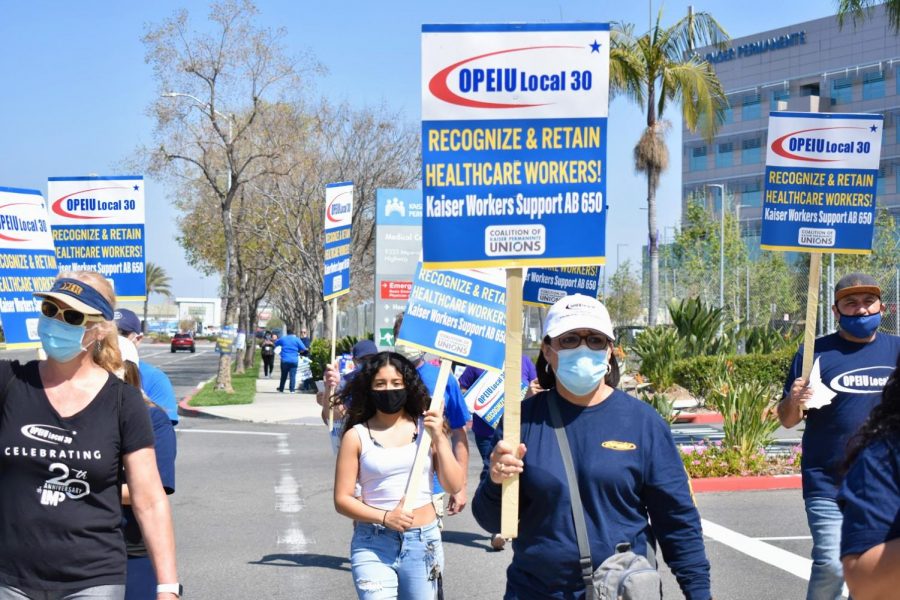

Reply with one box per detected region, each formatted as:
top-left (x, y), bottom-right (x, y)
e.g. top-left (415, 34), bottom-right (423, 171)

top-left (333, 352), bottom-right (463, 599)
top-left (839, 355), bottom-right (900, 600)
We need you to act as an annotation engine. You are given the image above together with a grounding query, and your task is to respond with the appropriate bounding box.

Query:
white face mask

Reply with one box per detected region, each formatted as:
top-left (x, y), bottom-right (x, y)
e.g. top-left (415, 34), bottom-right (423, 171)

top-left (551, 346), bottom-right (609, 396)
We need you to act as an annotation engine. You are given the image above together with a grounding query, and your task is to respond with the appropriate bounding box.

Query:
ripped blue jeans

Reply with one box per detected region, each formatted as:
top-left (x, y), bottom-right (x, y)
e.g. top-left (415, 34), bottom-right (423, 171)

top-left (350, 520), bottom-right (443, 600)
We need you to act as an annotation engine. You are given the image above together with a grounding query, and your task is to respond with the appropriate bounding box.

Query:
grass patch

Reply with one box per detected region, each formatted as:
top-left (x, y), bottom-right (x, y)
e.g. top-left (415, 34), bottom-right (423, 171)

top-left (189, 357), bottom-right (260, 407)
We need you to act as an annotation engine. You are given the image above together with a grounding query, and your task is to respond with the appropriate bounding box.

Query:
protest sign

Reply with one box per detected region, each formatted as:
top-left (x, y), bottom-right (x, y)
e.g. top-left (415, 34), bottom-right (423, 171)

top-left (323, 182), bottom-right (354, 301)
top-left (46, 176), bottom-right (146, 300)
top-left (375, 189), bottom-right (422, 349)
top-left (463, 370), bottom-right (530, 429)
top-left (396, 262), bottom-right (507, 371)
top-left (761, 112), bottom-right (883, 254)
top-left (0, 187), bottom-right (58, 348)
top-left (421, 23), bottom-right (610, 269)
top-left (523, 266), bottom-right (602, 306)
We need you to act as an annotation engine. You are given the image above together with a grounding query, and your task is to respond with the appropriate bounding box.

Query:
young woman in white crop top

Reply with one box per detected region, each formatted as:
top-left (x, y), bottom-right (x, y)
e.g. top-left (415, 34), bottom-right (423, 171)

top-left (334, 352), bottom-right (464, 599)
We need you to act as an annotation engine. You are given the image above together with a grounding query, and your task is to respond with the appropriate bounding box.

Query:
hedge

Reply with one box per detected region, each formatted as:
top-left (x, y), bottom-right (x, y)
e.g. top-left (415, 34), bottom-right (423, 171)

top-left (672, 348), bottom-right (795, 400)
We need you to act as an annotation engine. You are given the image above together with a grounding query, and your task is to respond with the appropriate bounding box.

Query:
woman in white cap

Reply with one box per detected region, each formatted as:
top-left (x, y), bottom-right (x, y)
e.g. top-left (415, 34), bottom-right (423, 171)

top-left (472, 294), bottom-right (710, 600)
top-left (0, 271), bottom-right (179, 600)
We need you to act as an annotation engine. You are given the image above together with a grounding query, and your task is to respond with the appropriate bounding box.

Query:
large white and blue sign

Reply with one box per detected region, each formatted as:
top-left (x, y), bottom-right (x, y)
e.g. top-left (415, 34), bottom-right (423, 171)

top-left (523, 266), bottom-right (601, 307)
top-left (397, 263), bottom-right (506, 371)
top-left (761, 112), bottom-right (883, 254)
top-left (421, 23), bottom-right (609, 269)
top-left (0, 187), bottom-right (58, 348)
top-left (47, 176), bottom-right (146, 299)
top-left (463, 370), bottom-right (529, 428)
top-left (323, 182), bottom-right (354, 301)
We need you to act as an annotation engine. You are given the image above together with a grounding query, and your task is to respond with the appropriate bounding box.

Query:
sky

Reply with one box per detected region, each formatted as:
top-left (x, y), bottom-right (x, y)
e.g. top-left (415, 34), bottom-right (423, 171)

top-left (0, 1), bottom-right (841, 300)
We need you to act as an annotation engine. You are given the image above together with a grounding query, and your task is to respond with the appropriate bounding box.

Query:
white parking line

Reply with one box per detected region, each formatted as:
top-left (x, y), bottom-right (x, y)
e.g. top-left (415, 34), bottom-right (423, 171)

top-left (702, 519), bottom-right (848, 597)
top-left (755, 535), bottom-right (813, 541)
top-left (178, 429), bottom-right (286, 437)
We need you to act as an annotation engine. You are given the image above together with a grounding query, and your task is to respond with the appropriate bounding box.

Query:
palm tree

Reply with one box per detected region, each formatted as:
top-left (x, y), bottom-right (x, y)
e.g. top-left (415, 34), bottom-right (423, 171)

top-left (610, 9), bottom-right (728, 325)
top-left (837, 0), bottom-right (900, 32)
top-left (144, 262), bottom-right (173, 333)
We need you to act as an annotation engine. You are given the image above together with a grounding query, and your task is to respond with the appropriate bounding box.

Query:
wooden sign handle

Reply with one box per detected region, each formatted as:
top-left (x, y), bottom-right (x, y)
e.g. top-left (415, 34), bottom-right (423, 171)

top-left (402, 359), bottom-right (450, 512)
top-left (801, 253), bottom-right (822, 380)
top-left (501, 268), bottom-right (523, 539)
top-left (327, 297), bottom-right (338, 432)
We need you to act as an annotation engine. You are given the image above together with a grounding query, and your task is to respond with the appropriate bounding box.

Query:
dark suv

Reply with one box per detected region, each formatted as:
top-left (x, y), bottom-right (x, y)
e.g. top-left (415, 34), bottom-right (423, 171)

top-left (170, 333), bottom-right (195, 353)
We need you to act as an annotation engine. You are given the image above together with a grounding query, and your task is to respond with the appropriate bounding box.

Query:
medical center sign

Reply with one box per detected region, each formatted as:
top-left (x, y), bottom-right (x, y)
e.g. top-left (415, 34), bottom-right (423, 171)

top-left (421, 23), bottom-right (609, 268)
top-left (761, 112), bottom-right (883, 253)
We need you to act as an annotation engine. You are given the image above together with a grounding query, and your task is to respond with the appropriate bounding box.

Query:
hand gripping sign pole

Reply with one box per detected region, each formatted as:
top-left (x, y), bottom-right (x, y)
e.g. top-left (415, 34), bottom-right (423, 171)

top-left (501, 268), bottom-right (524, 538)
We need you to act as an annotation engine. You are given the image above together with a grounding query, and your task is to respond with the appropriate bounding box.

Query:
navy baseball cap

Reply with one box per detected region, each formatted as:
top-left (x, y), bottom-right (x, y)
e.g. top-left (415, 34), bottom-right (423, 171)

top-left (352, 340), bottom-right (378, 359)
top-left (34, 278), bottom-right (114, 320)
top-left (114, 308), bottom-right (143, 334)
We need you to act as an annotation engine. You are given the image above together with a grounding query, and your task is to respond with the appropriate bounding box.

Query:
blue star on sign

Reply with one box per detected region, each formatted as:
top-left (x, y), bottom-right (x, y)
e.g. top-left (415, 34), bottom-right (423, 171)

top-left (870, 124), bottom-right (878, 132)
top-left (590, 40), bottom-right (601, 53)
top-left (133, 185), bottom-right (140, 191)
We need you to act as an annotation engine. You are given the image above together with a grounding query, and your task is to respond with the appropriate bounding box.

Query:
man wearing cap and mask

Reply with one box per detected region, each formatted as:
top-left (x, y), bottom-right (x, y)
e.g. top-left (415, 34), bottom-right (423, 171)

top-left (116, 308), bottom-right (179, 425)
top-left (778, 272), bottom-right (900, 600)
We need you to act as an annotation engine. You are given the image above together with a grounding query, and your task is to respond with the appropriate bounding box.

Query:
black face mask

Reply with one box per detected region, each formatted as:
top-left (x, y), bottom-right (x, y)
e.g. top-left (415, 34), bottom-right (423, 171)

top-left (372, 389), bottom-right (407, 414)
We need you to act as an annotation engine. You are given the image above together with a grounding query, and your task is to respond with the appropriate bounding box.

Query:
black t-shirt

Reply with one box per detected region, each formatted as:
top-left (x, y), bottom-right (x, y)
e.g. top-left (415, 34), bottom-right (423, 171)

top-left (0, 360), bottom-right (154, 591)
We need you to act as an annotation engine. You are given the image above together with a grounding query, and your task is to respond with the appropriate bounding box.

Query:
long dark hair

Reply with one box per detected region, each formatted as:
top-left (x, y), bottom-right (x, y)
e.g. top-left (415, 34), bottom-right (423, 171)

top-left (341, 352), bottom-right (432, 435)
top-left (845, 356), bottom-right (900, 469)
top-left (536, 337), bottom-right (620, 390)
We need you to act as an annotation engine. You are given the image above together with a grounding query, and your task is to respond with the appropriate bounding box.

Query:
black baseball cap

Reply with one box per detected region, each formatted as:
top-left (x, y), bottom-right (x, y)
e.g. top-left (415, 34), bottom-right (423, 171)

top-left (835, 273), bottom-right (881, 301)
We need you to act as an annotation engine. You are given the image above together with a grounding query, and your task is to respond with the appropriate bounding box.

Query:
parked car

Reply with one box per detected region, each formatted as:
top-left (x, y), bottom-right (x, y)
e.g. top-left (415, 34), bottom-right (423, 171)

top-left (171, 332), bottom-right (195, 353)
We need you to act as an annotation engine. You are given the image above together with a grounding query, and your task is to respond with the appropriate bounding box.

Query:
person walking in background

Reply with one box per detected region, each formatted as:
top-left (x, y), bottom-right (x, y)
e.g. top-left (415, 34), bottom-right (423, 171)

top-left (115, 308), bottom-right (179, 425)
top-left (839, 355), bottom-right (900, 600)
top-left (299, 328), bottom-right (312, 357)
top-left (275, 328), bottom-right (307, 393)
top-left (320, 339), bottom-right (379, 454)
top-left (333, 352), bottom-right (464, 599)
top-left (778, 273), bottom-right (900, 600)
top-left (0, 272), bottom-right (179, 599)
top-left (473, 294), bottom-right (710, 599)
top-left (260, 332), bottom-right (276, 378)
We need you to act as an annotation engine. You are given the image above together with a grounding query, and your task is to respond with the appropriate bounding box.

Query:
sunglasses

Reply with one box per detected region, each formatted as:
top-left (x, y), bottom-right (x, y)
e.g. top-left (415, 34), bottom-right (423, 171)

top-left (554, 332), bottom-right (609, 351)
top-left (41, 299), bottom-right (102, 327)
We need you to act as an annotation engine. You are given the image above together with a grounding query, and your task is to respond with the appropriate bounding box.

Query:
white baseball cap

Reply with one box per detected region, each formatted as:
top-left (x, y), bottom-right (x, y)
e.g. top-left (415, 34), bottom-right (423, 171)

top-left (543, 294), bottom-right (615, 341)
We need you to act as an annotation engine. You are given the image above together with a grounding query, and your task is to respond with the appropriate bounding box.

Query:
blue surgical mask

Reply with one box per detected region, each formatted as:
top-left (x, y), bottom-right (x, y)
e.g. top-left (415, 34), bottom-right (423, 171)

top-left (38, 315), bottom-right (88, 362)
top-left (839, 312), bottom-right (882, 339)
top-left (552, 346), bottom-right (609, 396)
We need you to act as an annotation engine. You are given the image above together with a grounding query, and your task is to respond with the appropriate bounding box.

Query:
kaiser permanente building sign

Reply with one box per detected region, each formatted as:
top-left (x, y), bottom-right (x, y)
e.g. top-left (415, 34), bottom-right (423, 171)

top-left (703, 30), bottom-right (806, 64)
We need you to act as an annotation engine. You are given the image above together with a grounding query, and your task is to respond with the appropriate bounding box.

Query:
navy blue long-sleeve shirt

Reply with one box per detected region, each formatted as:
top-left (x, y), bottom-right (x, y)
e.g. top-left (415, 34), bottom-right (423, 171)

top-left (472, 388), bottom-right (710, 600)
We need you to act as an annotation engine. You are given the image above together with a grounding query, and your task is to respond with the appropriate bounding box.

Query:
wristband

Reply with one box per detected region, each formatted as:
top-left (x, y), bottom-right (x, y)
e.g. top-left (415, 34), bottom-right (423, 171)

top-left (157, 583), bottom-right (182, 597)
top-left (381, 510), bottom-right (388, 526)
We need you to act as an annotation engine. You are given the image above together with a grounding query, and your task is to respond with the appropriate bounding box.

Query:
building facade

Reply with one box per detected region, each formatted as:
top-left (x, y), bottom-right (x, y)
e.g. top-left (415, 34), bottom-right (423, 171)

top-left (683, 7), bottom-right (900, 247)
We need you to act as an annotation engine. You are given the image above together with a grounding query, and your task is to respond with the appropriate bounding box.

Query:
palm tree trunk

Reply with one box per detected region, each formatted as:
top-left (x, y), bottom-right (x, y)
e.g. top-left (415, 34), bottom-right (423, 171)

top-left (142, 299), bottom-right (149, 334)
top-left (647, 168), bottom-right (660, 326)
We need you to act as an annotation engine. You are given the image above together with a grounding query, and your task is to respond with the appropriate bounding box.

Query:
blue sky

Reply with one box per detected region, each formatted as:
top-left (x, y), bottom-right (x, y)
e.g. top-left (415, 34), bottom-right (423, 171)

top-left (0, 1), bottom-right (838, 299)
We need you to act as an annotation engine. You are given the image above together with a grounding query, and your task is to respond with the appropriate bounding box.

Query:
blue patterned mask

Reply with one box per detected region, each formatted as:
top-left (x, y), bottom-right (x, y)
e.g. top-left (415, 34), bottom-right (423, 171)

top-left (38, 315), bottom-right (87, 362)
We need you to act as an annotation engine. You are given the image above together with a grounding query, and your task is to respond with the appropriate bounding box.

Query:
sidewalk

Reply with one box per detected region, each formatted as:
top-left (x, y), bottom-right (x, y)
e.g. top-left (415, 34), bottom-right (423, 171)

top-left (179, 373), bottom-right (326, 426)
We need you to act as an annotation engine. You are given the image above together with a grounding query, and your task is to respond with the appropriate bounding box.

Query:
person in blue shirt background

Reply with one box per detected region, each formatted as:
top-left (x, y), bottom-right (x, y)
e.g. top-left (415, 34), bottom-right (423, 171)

top-left (839, 354), bottom-right (900, 600)
top-left (274, 328), bottom-right (307, 393)
top-left (115, 309), bottom-right (179, 425)
top-left (778, 272), bottom-right (900, 600)
top-left (473, 294), bottom-right (710, 600)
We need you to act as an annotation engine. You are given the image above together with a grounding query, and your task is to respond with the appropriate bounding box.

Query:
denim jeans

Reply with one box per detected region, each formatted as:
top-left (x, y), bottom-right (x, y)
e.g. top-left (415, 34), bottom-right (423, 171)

top-left (474, 433), bottom-right (494, 483)
top-left (0, 585), bottom-right (124, 600)
top-left (278, 361), bottom-right (298, 392)
top-left (804, 496), bottom-right (844, 600)
top-left (350, 520), bottom-right (443, 599)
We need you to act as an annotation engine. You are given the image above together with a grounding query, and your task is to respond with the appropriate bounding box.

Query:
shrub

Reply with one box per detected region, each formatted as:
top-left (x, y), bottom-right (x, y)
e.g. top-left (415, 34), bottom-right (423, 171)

top-left (681, 439), bottom-right (801, 478)
top-left (639, 391), bottom-right (677, 424)
top-left (672, 348), bottom-right (795, 400)
top-left (742, 325), bottom-right (802, 354)
top-left (308, 338), bottom-right (331, 380)
top-left (706, 376), bottom-right (782, 460)
top-left (668, 297), bottom-right (736, 356)
top-left (631, 326), bottom-right (684, 390)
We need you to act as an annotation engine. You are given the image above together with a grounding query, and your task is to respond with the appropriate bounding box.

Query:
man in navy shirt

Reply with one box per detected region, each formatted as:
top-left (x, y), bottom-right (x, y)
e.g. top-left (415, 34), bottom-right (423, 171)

top-left (778, 272), bottom-right (900, 600)
top-left (274, 328), bottom-right (307, 393)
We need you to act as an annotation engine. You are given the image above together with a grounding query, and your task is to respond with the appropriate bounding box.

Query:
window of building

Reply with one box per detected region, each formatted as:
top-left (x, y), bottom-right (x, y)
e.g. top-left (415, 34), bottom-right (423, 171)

top-left (741, 138), bottom-right (762, 164)
top-left (716, 142), bottom-right (733, 168)
top-left (771, 88), bottom-right (790, 108)
top-left (877, 165), bottom-right (888, 195)
top-left (863, 71), bottom-right (885, 100)
top-left (742, 94), bottom-right (761, 121)
top-left (722, 105), bottom-right (734, 124)
top-left (741, 180), bottom-right (762, 208)
top-left (800, 82), bottom-right (820, 97)
top-left (831, 77), bottom-right (854, 105)
top-left (690, 145), bottom-right (707, 171)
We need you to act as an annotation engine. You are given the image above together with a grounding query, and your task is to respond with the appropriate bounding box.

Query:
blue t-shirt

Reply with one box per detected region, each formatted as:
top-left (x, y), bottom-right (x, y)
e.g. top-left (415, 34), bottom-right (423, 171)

top-left (783, 332), bottom-right (900, 499)
top-left (472, 389), bottom-right (710, 600)
top-left (838, 437), bottom-right (900, 558)
top-left (274, 335), bottom-right (307, 364)
top-left (138, 361), bottom-right (178, 424)
top-left (417, 362), bottom-right (469, 496)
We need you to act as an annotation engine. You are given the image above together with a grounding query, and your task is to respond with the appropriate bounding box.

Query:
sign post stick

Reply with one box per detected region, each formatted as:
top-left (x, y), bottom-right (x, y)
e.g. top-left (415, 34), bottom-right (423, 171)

top-left (801, 253), bottom-right (822, 379)
top-left (402, 359), bottom-right (450, 512)
top-left (327, 297), bottom-right (338, 432)
top-left (501, 267), bottom-right (524, 539)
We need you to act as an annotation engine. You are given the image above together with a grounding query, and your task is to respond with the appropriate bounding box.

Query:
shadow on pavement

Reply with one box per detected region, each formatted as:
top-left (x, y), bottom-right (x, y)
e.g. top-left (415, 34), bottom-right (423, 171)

top-left (251, 553), bottom-right (351, 572)
top-left (440, 530), bottom-right (494, 552)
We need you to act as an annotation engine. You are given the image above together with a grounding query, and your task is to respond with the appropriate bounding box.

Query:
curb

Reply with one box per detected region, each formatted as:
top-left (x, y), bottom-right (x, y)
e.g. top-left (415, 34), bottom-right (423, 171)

top-left (177, 377), bottom-right (229, 420)
top-left (691, 474), bottom-right (801, 493)
top-left (674, 412), bottom-right (724, 424)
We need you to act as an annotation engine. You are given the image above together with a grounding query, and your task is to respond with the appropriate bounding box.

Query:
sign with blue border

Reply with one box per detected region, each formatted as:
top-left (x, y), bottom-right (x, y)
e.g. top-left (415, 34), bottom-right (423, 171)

top-left (761, 112), bottom-right (883, 254)
top-left (421, 23), bottom-right (609, 269)
top-left (523, 266), bottom-right (602, 306)
top-left (323, 182), bottom-right (354, 301)
top-left (0, 187), bottom-right (59, 348)
top-left (46, 176), bottom-right (146, 299)
top-left (463, 370), bottom-right (529, 428)
top-left (397, 263), bottom-right (506, 371)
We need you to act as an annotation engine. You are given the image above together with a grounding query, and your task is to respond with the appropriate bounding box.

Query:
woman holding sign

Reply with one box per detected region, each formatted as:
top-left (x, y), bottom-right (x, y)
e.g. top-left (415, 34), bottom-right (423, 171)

top-left (333, 352), bottom-right (464, 599)
top-left (472, 294), bottom-right (710, 600)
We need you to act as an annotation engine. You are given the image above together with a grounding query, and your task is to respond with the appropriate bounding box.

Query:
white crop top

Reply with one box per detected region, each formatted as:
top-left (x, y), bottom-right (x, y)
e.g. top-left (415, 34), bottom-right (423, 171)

top-left (354, 419), bottom-right (434, 511)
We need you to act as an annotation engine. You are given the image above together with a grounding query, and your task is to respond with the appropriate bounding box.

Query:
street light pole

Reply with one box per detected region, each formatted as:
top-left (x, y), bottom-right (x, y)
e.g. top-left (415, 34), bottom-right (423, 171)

top-left (707, 184), bottom-right (727, 318)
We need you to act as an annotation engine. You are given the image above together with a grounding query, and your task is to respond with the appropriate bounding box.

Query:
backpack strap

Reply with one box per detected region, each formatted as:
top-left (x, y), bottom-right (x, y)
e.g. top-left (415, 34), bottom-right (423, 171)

top-left (547, 394), bottom-right (595, 598)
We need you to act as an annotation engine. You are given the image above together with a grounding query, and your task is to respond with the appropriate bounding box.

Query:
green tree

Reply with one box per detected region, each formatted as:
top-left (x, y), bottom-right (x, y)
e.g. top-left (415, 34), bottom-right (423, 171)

top-left (144, 262), bottom-right (173, 333)
top-left (610, 9), bottom-right (729, 325)
top-left (837, 0), bottom-right (900, 32)
top-left (606, 259), bottom-right (643, 325)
